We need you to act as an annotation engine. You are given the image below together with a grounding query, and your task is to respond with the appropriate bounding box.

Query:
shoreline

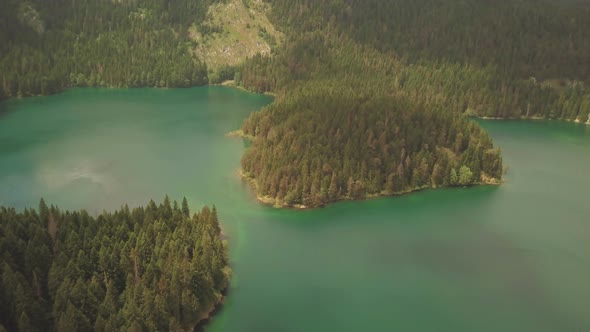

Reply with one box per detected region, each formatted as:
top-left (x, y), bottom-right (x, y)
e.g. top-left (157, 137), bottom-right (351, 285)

top-left (4, 88), bottom-right (584, 126)
top-left (238, 168), bottom-right (502, 210)
top-left (215, 80), bottom-right (277, 97)
top-left (478, 115), bottom-right (590, 125)
top-left (192, 293), bottom-right (227, 332)
top-left (238, 169), bottom-right (309, 209)
top-left (0, 82), bottom-right (277, 103)
top-left (2, 85), bottom-right (586, 126)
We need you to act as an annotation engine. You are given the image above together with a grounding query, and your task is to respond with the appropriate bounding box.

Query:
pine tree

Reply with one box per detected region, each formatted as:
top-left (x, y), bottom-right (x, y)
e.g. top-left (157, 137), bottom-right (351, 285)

top-left (181, 197), bottom-right (190, 218)
top-left (458, 166), bottom-right (474, 186)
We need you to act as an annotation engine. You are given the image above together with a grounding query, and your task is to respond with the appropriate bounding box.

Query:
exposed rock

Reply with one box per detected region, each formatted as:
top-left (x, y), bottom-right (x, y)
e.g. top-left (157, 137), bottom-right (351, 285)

top-left (18, 3), bottom-right (45, 34)
top-left (189, 0), bottom-right (283, 70)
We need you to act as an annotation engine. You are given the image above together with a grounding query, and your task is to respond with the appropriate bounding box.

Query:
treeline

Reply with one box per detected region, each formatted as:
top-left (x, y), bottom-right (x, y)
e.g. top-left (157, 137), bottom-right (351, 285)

top-left (3, 0), bottom-right (589, 121)
top-left (0, 197), bottom-right (230, 331)
top-left (239, 0), bottom-right (590, 121)
top-left (269, 0), bottom-right (590, 83)
top-left (0, 0), bottom-right (220, 99)
top-left (241, 80), bottom-right (502, 208)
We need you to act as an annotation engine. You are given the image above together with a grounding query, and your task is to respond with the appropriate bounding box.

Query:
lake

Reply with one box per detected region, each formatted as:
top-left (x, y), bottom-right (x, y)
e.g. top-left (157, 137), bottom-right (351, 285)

top-left (1, 87), bottom-right (589, 331)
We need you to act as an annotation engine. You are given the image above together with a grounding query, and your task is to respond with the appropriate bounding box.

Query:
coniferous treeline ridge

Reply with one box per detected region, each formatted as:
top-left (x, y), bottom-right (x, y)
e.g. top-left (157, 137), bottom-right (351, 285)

top-left (0, 0), bottom-right (221, 99)
top-left (239, 0), bottom-right (590, 121)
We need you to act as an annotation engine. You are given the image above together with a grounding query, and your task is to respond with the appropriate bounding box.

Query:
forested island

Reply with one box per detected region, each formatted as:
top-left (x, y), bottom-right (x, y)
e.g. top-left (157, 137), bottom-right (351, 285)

top-left (1, 0), bottom-right (590, 208)
top-left (240, 80), bottom-right (503, 208)
top-left (0, 198), bottom-right (230, 331)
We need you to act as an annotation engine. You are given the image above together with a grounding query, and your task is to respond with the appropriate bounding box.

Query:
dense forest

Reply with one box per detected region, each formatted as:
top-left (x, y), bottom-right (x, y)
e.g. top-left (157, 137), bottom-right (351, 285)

top-left (241, 80), bottom-right (502, 208)
top-left (240, 0), bottom-right (590, 121)
top-left (0, 197), bottom-right (230, 331)
top-left (270, 0), bottom-right (590, 83)
top-left (2, 0), bottom-right (589, 120)
top-left (0, 0), bottom-right (221, 99)
top-left (237, 33), bottom-right (506, 207)
top-left (235, 0), bottom-right (590, 206)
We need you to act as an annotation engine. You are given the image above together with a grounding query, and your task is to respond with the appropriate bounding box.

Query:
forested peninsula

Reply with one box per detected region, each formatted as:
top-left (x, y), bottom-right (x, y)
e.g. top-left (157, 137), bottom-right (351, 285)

top-left (240, 80), bottom-right (503, 208)
top-left (0, 198), bottom-right (230, 331)
top-left (233, 0), bottom-right (590, 207)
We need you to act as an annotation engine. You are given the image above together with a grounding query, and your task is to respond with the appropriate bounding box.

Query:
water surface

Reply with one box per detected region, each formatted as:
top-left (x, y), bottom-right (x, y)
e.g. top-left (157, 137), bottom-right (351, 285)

top-left (1, 88), bottom-right (589, 332)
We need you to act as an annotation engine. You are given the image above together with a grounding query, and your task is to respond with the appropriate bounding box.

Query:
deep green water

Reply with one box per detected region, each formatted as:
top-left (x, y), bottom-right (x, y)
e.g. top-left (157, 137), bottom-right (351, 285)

top-left (1, 87), bottom-right (589, 332)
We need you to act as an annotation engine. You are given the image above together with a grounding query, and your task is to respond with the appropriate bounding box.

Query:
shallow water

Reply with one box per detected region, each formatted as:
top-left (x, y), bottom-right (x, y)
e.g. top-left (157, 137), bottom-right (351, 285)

top-left (1, 88), bottom-right (589, 331)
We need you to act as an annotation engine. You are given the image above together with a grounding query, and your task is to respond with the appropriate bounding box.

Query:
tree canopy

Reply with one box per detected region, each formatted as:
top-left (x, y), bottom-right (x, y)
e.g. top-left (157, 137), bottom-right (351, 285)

top-left (0, 197), bottom-right (230, 331)
top-left (0, 0), bottom-right (222, 99)
top-left (241, 79), bottom-right (502, 208)
top-left (239, 0), bottom-right (590, 121)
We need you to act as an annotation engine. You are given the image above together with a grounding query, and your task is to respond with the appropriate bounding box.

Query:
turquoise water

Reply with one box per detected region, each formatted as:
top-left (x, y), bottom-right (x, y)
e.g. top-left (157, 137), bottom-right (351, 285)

top-left (1, 88), bottom-right (589, 331)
